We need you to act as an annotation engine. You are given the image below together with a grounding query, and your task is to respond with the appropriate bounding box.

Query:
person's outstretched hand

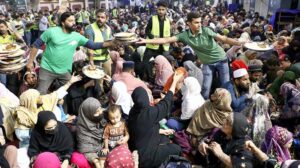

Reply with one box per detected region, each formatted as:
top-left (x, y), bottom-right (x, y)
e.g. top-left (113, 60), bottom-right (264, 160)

top-left (173, 71), bottom-right (184, 83)
top-left (69, 73), bottom-right (82, 84)
top-left (245, 140), bottom-right (256, 152)
top-left (26, 62), bottom-right (34, 72)
top-left (135, 38), bottom-right (146, 44)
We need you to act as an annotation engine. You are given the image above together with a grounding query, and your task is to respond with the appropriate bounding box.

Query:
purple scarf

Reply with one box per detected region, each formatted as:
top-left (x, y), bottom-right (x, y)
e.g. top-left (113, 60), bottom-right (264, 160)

top-left (261, 126), bottom-right (293, 162)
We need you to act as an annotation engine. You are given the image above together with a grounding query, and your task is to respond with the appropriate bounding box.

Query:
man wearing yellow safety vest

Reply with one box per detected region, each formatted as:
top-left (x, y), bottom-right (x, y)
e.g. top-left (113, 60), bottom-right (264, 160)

top-left (48, 11), bottom-right (57, 27)
top-left (143, 1), bottom-right (171, 80)
top-left (85, 9), bottom-right (113, 76)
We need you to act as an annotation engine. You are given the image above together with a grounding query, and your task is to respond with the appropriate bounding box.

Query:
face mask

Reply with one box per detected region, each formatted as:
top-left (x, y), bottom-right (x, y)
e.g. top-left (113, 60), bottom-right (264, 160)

top-left (45, 126), bottom-right (58, 135)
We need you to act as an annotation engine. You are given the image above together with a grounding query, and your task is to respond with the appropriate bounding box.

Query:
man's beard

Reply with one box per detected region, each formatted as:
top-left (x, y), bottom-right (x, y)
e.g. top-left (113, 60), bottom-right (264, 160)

top-left (97, 22), bottom-right (105, 28)
top-left (237, 84), bottom-right (249, 93)
top-left (0, 30), bottom-right (6, 35)
top-left (65, 25), bottom-right (76, 32)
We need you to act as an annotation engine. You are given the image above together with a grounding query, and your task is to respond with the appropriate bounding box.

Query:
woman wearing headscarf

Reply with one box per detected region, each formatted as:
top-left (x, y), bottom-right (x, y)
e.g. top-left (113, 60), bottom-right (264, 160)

top-left (280, 82), bottom-right (300, 119)
top-left (198, 113), bottom-right (255, 168)
top-left (18, 71), bottom-right (38, 96)
top-left (28, 111), bottom-right (74, 168)
top-left (187, 88), bottom-right (232, 142)
top-left (0, 82), bottom-right (19, 141)
top-left (33, 152), bottom-right (61, 168)
top-left (14, 74), bottom-right (81, 148)
top-left (154, 55), bottom-right (174, 87)
top-left (167, 77), bottom-right (205, 131)
top-left (111, 81), bottom-right (134, 117)
top-left (183, 61), bottom-right (203, 86)
top-left (261, 126), bottom-right (293, 163)
top-left (76, 98), bottom-right (107, 168)
top-left (239, 27), bottom-right (251, 42)
top-left (128, 72), bottom-right (183, 168)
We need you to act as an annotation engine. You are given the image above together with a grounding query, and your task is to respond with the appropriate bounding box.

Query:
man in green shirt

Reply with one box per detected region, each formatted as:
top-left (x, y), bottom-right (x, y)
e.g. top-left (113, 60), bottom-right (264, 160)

top-left (138, 12), bottom-right (243, 99)
top-left (26, 12), bottom-right (116, 94)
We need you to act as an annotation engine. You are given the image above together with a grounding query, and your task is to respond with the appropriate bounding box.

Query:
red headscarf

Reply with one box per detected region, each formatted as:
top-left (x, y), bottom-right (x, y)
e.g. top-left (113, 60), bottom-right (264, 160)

top-left (163, 67), bottom-right (188, 93)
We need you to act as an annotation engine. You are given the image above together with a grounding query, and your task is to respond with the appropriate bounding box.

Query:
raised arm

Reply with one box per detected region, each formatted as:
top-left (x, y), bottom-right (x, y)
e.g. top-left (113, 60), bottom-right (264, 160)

top-left (136, 36), bottom-right (178, 45)
top-left (214, 34), bottom-right (243, 46)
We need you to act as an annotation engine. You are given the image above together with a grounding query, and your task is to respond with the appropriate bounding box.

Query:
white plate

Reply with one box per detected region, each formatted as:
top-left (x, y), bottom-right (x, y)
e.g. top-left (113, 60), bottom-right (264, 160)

top-left (114, 32), bottom-right (136, 38)
top-left (0, 57), bottom-right (24, 65)
top-left (7, 49), bottom-right (26, 58)
top-left (82, 65), bottom-right (106, 79)
top-left (244, 42), bottom-right (272, 51)
top-left (0, 62), bottom-right (26, 71)
top-left (0, 44), bottom-right (21, 54)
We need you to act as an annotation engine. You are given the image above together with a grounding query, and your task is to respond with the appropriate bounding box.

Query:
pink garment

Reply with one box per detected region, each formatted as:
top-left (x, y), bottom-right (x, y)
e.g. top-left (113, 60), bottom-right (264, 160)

top-left (73, 49), bottom-right (87, 63)
top-left (33, 152), bottom-right (61, 168)
top-left (114, 60), bottom-right (124, 76)
top-left (154, 55), bottom-right (174, 86)
top-left (113, 72), bottom-right (153, 101)
top-left (70, 152), bottom-right (92, 168)
top-left (110, 51), bottom-right (124, 75)
top-left (110, 51), bottom-right (123, 63)
top-left (105, 145), bottom-right (134, 168)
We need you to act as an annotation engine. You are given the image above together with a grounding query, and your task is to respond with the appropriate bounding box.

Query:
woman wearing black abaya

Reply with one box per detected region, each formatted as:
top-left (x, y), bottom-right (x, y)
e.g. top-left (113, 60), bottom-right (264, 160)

top-left (198, 113), bottom-right (255, 168)
top-left (128, 72), bottom-right (183, 168)
top-left (28, 111), bottom-right (74, 168)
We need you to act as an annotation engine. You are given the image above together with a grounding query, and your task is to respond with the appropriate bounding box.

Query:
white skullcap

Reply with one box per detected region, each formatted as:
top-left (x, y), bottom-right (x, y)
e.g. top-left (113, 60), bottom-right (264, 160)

top-left (233, 68), bottom-right (248, 78)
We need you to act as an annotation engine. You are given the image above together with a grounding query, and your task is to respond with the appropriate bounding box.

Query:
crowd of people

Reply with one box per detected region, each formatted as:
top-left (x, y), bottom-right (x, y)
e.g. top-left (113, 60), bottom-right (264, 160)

top-left (0, 0), bottom-right (300, 168)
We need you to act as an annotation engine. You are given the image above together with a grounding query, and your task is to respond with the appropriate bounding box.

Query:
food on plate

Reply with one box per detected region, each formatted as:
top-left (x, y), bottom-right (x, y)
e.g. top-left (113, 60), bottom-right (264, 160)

top-left (84, 69), bottom-right (105, 78)
top-left (114, 32), bottom-right (136, 38)
top-left (257, 42), bottom-right (267, 48)
top-left (4, 44), bottom-right (17, 51)
top-left (114, 32), bottom-right (137, 42)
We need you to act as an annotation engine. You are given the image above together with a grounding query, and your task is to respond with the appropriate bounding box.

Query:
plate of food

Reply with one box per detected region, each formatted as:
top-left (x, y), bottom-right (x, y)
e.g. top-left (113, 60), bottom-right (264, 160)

top-left (0, 57), bottom-right (24, 65)
top-left (7, 49), bottom-right (25, 58)
top-left (114, 32), bottom-right (136, 38)
top-left (0, 62), bottom-right (26, 71)
top-left (0, 44), bottom-right (21, 54)
top-left (82, 65), bottom-right (106, 79)
top-left (244, 42), bottom-right (272, 51)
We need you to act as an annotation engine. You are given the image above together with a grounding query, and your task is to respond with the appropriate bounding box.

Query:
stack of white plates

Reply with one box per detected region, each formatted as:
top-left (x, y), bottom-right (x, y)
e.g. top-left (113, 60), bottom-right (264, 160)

top-left (0, 44), bottom-right (27, 74)
top-left (114, 32), bottom-right (138, 43)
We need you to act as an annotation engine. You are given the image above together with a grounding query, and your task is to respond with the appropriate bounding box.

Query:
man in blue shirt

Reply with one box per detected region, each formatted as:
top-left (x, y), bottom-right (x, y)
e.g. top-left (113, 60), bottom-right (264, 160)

top-left (223, 67), bottom-right (251, 112)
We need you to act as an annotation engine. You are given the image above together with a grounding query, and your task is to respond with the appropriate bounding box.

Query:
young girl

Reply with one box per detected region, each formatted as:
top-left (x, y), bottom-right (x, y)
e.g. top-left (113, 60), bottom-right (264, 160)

top-left (101, 105), bottom-right (129, 155)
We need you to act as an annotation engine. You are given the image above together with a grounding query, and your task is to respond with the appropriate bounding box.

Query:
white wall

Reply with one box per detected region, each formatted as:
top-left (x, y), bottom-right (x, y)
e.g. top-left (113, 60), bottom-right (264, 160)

top-left (254, 0), bottom-right (270, 17)
top-left (243, 0), bottom-right (250, 12)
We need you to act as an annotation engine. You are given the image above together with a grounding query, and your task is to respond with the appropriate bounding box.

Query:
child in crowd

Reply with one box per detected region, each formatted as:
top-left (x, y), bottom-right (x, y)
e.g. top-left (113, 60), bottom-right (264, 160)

top-left (101, 105), bottom-right (129, 155)
top-left (53, 98), bottom-right (76, 123)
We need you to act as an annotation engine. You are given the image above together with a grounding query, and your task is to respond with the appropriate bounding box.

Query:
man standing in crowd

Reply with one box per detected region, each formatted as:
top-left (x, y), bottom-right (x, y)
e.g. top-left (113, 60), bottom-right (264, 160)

top-left (0, 19), bottom-right (23, 44)
top-left (26, 12), bottom-right (117, 94)
top-left (138, 12), bottom-right (243, 99)
top-left (85, 9), bottom-right (113, 76)
top-left (38, 11), bottom-right (48, 37)
top-left (76, 8), bottom-right (90, 26)
top-left (143, 0), bottom-right (171, 80)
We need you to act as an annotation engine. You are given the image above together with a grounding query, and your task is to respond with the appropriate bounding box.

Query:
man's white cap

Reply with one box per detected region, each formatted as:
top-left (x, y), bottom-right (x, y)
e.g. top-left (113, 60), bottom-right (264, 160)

top-left (233, 68), bottom-right (248, 78)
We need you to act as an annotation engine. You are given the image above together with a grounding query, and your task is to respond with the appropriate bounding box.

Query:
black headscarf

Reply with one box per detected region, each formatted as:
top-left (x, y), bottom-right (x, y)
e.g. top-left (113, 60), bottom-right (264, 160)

top-left (232, 112), bottom-right (250, 139)
top-left (131, 87), bottom-right (150, 110)
top-left (28, 111), bottom-right (74, 159)
top-left (0, 145), bottom-right (9, 168)
top-left (128, 87), bottom-right (174, 167)
top-left (226, 113), bottom-right (253, 168)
